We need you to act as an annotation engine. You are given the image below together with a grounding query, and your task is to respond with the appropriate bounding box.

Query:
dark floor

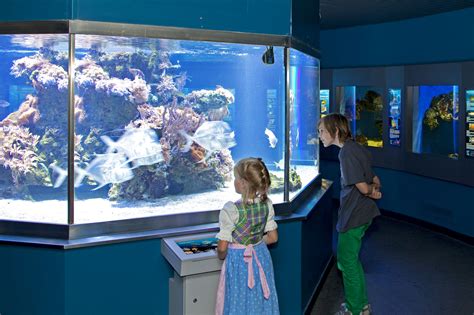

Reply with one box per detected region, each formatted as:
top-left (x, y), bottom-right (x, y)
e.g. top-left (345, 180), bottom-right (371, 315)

top-left (310, 216), bottom-right (474, 315)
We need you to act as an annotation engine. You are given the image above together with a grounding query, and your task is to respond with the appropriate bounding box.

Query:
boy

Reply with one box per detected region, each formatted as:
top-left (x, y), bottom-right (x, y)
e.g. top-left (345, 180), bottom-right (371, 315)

top-left (318, 113), bottom-right (381, 315)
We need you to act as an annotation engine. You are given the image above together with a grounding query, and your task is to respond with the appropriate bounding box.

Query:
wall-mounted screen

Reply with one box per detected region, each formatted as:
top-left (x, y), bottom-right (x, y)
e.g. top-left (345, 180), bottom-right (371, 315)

top-left (320, 89), bottom-right (329, 117)
top-left (466, 90), bottom-right (474, 158)
top-left (411, 85), bottom-right (459, 159)
top-left (388, 88), bottom-right (401, 146)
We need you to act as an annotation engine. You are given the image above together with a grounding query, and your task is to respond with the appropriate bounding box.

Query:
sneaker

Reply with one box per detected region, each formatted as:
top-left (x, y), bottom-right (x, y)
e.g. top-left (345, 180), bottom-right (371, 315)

top-left (334, 303), bottom-right (372, 315)
top-left (360, 304), bottom-right (372, 315)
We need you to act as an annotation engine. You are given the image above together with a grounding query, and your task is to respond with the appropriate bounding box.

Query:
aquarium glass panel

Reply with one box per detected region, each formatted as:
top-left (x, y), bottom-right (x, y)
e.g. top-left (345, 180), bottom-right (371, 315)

top-left (411, 85), bottom-right (459, 158)
top-left (289, 49), bottom-right (320, 200)
top-left (388, 88), bottom-right (401, 146)
top-left (336, 86), bottom-right (356, 135)
top-left (466, 90), bottom-right (474, 158)
top-left (355, 86), bottom-right (383, 147)
top-left (0, 34), bottom-right (70, 223)
top-left (320, 89), bottom-right (329, 117)
top-left (69, 35), bottom-right (286, 223)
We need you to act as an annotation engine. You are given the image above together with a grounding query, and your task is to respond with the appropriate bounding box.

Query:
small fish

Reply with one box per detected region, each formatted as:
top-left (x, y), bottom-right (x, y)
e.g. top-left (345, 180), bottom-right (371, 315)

top-left (307, 137), bottom-right (319, 145)
top-left (0, 100), bottom-right (10, 108)
top-left (295, 128), bottom-right (300, 148)
top-left (274, 158), bottom-right (285, 170)
top-left (129, 68), bottom-right (145, 80)
top-left (265, 128), bottom-right (278, 148)
top-left (49, 163), bottom-right (68, 188)
top-left (179, 121), bottom-right (236, 160)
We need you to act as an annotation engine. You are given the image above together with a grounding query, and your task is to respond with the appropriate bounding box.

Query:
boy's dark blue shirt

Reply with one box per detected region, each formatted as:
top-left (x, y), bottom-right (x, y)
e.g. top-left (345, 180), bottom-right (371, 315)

top-left (337, 139), bottom-right (380, 232)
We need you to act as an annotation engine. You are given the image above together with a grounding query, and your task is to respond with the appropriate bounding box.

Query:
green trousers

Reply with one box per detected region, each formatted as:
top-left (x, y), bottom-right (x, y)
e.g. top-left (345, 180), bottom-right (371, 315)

top-left (337, 222), bottom-right (371, 314)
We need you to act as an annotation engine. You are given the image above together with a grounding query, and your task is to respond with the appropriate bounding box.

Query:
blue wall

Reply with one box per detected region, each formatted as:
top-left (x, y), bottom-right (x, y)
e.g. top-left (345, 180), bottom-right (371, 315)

top-left (321, 160), bottom-right (474, 237)
top-left (1, 0), bottom-right (292, 35)
top-left (73, 0), bottom-right (291, 35)
top-left (0, 246), bottom-right (66, 314)
top-left (320, 7), bottom-right (474, 68)
top-left (65, 239), bottom-right (173, 315)
top-left (2, 0), bottom-right (72, 20)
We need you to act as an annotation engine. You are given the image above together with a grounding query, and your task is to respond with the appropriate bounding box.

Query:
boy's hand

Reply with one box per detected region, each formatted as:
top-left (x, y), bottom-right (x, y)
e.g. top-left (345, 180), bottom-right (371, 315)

top-left (369, 190), bottom-right (382, 199)
top-left (368, 186), bottom-right (382, 199)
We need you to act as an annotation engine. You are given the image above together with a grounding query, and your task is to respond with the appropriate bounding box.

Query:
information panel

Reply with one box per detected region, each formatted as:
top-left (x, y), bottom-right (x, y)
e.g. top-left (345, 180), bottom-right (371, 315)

top-left (320, 89), bottom-right (329, 117)
top-left (388, 89), bottom-right (401, 146)
top-left (466, 90), bottom-right (474, 157)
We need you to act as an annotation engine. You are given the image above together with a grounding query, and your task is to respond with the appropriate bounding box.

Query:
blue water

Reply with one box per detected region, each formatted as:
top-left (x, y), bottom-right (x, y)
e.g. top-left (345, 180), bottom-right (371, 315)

top-left (0, 34), bottom-right (320, 221)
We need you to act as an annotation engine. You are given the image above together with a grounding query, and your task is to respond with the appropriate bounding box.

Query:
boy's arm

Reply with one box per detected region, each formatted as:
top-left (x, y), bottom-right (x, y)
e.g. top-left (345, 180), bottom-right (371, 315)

top-left (355, 181), bottom-right (382, 199)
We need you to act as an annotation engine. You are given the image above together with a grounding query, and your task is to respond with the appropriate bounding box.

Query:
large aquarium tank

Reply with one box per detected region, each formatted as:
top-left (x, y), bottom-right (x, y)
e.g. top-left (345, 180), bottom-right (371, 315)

top-left (411, 85), bottom-right (459, 158)
top-left (0, 30), bottom-right (320, 224)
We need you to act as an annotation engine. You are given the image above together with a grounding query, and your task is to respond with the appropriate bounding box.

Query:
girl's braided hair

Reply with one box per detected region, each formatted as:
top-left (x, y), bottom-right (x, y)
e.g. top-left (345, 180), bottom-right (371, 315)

top-left (234, 157), bottom-right (271, 204)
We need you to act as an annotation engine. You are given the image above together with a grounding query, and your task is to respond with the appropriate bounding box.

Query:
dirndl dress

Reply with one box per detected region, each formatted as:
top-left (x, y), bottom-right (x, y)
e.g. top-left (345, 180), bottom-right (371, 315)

top-left (215, 242), bottom-right (279, 315)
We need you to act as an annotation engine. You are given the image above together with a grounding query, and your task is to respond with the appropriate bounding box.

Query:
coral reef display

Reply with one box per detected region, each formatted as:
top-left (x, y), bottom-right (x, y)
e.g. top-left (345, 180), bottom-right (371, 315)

top-left (355, 89), bottom-right (383, 147)
top-left (0, 44), bottom-right (238, 200)
top-left (420, 89), bottom-right (458, 158)
top-left (0, 37), bottom-right (307, 208)
top-left (422, 92), bottom-right (456, 130)
top-left (269, 168), bottom-right (302, 193)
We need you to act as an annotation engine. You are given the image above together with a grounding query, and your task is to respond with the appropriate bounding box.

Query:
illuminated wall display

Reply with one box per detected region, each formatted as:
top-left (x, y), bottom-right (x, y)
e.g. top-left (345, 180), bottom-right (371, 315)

top-left (411, 85), bottom-right (459, 159)
top-left (466, 90), bottom-right (474, 158)
top-left (388, 89), bottom-right (401, 146)
top-left (320, 89), bottom-right (329, 117)
top-left (336, 86), bottom-right (383, 147)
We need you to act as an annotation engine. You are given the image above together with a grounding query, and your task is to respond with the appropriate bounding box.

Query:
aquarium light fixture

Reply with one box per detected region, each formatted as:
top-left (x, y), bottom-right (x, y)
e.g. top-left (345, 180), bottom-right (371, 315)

top-left (262, 46), bottom-right (274, 64)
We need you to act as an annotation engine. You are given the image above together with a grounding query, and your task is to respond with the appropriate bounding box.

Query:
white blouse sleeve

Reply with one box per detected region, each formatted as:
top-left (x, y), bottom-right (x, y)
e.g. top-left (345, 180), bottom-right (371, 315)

top-left (264, 199), bottom-right (278, 232)
top-left (215, 201), bottom-right (239, 242)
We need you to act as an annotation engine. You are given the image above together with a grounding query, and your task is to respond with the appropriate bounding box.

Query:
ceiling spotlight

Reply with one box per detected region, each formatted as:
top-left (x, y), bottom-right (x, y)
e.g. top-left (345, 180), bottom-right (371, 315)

top-left (262, 46), bottom-right (274, 64)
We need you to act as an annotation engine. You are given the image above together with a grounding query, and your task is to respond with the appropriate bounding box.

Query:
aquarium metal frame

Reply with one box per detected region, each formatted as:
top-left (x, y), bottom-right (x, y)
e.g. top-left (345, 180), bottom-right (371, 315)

top-left (284, 48), bottom-right (291, 201)
top-left (68, 33), bottom-right (76, 224)
top-left (0, 20), bottom-right (321, 59)
top-left (0, 20), bottom-right (322, 239)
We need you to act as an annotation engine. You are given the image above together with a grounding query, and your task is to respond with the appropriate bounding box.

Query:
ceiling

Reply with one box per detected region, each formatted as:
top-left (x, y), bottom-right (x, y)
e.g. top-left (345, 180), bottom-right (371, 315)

top-left (320, 0), bottom-right (474, 29)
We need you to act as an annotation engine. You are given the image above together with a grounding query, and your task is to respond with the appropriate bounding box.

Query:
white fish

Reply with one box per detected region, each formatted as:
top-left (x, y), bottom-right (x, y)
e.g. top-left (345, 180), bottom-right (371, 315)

top-left (0, 100), bottom-right (10, 108)
top-left (84, 153), bottom-right (134, 190)
top-left (101, 127), bottom-right (164, 169)
top-left (49, 163), bottom-right (68, 188)
top-left (274, 158), bottom-right (285, 170)
top-left (73, 164), bottom-right (90, 187)
top-left (265, 128), bottom-right (278, 148)
top-left (129, 67), bottom-right (145, 79)
top-left (49, 163), bottom-right (90, 188)
top-left (295, 128), bottom-right (300, 148)
top-left (179, 121), bottom-right (236, 160)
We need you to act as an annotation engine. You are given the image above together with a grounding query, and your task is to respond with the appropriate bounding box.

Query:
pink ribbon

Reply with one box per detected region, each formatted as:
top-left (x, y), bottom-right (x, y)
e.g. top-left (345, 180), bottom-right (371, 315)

top-left (215, 259), bottom-right (226, 315)
top-left (231, 243), bottom-right (270, 299)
